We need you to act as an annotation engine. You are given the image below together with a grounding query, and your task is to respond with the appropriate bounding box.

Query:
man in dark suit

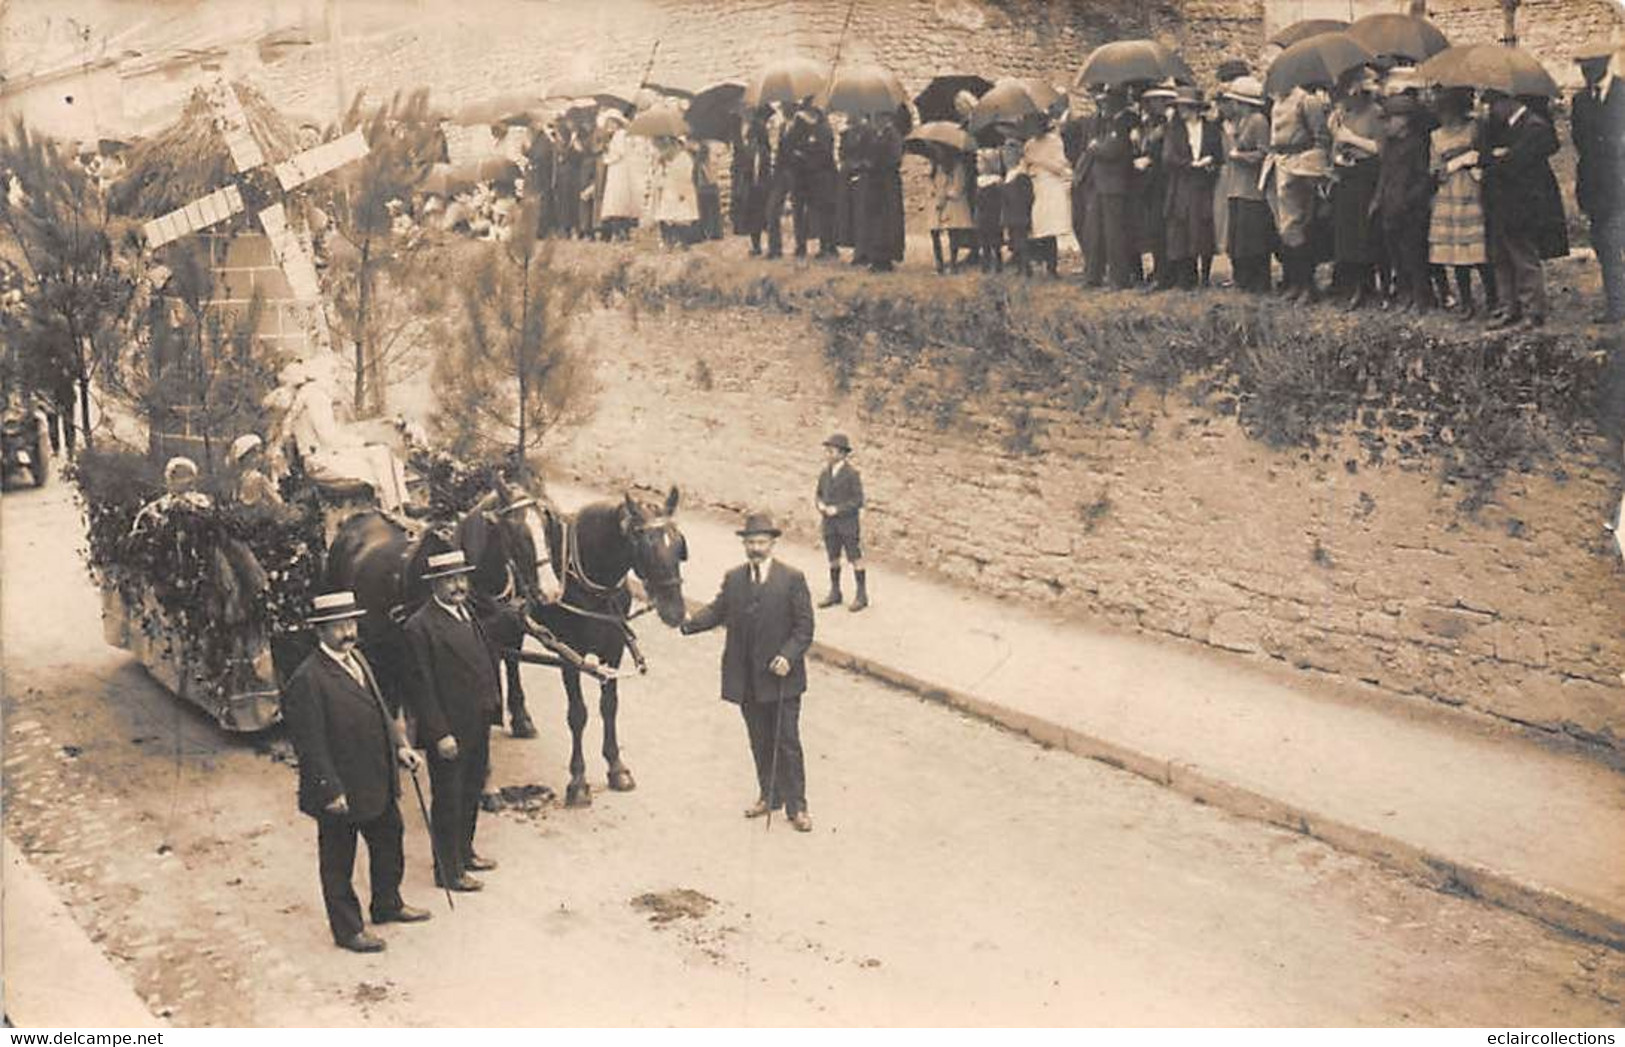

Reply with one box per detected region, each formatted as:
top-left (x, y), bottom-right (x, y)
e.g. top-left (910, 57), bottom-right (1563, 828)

top-left (282, 591), bottom-right (430, 953)
top-left (779, 103), bottom-right (839, 259)
top-left (1481, 92), bottom-right (1568, 330)
top-left (1573, 48), bottom-right (1625, 324)
top-left (404, 550), bottom-right (503, 892)
top-left (1075, 88), bottom-right (1143, 289)
top-left (680, 512), bottom-right (817, 832)
top-left (814, 432), bottom-right (867, 612)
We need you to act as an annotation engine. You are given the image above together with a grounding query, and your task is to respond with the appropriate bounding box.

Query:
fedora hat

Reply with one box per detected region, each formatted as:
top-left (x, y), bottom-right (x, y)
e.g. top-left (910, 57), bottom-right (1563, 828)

top-left (422, 549), bottom-right (477, 580)
top-left (823, 432), bottom-right (853, 453)
top-left (736, 511), bottom-right (782, 538)
top-left (1141, 80), bottom-right (1179, 101)
top-left (306, 590), bottom-right (367, 624)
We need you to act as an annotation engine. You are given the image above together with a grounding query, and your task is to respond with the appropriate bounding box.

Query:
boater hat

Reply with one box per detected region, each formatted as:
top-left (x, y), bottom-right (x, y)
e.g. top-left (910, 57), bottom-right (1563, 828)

top-left (306, 590), bottom-right (367, 624)
top-left (422, 549), bottom-right (477, 580)
top-left (736, 512), bottom-right (782, 538)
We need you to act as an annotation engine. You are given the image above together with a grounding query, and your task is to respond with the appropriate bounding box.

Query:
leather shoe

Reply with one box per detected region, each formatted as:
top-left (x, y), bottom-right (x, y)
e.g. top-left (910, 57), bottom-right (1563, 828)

top-left (817, 591), bottom-right (843, 609)
top-left (434, 872), bottom-right (484, 892)
top-left (789, 811), bottom-right (813, 833)
top-left (848, 593), bottom-right (869, 612)
top-left (743, 798), bottom-right (770, 819)
top-left (372, 903), bottom-right (431, 924)
top-left (466, 854), bottom-right (498, 872)
top-left (337, 932), bottom-right (386, 953)
top-left (1485, 312), bottom-right (1522, 331)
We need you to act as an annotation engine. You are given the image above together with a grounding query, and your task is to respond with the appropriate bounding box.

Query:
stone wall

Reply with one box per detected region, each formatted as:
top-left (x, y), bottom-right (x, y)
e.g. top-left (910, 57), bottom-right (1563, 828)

top-left (547, 299), bottom-right (1625, 751)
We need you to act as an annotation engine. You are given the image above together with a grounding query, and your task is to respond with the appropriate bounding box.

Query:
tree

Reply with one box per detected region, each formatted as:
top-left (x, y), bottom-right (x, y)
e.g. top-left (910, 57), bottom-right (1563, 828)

top-left (0, 119), bottom-right (138, 450)
top-left (430, 208), bottom-right (593, 473)
top-left (321, 89), bottom-right (445, 415)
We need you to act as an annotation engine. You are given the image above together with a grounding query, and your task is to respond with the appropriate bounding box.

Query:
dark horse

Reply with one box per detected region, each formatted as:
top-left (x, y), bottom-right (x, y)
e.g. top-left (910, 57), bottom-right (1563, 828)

top-left (533, 486), bottom-right (687, 806)
top-left (322, 479), bottom-right (688, 807)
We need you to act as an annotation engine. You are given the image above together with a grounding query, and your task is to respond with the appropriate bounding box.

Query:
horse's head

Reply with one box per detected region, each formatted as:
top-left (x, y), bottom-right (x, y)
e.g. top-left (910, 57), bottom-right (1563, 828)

top-left (620, 486), bottom-right (687, 627)
top-left (459, 476), bottom-right (556, 619)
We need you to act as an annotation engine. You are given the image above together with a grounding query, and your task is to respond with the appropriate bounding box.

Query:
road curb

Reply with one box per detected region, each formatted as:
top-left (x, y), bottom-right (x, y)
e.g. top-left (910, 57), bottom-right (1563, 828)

top-left (807, 639), bottom-right (1625, 951)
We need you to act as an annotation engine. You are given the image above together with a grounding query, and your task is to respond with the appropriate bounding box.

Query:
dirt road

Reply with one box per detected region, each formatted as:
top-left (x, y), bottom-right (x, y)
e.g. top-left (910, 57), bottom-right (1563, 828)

top-left (4, 481), bottom-right (1622, 1026)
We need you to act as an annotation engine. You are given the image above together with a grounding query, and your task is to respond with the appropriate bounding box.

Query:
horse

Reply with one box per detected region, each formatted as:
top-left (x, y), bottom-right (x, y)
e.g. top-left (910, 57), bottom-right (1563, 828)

top-left (533, 486), bottom-right (688, 806)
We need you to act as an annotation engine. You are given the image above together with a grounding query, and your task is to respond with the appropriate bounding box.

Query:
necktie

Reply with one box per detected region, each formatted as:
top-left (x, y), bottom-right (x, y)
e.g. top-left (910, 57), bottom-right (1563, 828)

top-left (750, 563), bottom-right (761, 586)
top-left (344, 654), bottom-right (366, 689)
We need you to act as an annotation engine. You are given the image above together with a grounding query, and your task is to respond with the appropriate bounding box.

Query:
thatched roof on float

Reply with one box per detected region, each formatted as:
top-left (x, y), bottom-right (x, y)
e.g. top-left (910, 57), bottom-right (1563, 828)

top-left (109, 80), bottom-right (300, 219)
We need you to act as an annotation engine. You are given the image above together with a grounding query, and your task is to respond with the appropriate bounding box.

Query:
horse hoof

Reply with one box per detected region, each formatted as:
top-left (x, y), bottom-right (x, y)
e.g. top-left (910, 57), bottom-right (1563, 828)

top-left (510, 716), bottom-right (537, 740)
top-left (565, 781), bottom-right (593, 808)
top-left (608, 769), bottom-right (637, 792)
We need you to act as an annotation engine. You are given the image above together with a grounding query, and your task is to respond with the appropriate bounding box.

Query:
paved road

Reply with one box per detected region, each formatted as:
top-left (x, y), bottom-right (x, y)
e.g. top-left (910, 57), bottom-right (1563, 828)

top-left (4, 482), bottom-right (1622, 1026)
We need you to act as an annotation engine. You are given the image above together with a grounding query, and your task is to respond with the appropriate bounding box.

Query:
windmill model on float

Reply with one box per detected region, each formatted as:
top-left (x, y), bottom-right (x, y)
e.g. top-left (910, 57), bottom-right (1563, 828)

top-left (140, 75), bottom-right (368, 370)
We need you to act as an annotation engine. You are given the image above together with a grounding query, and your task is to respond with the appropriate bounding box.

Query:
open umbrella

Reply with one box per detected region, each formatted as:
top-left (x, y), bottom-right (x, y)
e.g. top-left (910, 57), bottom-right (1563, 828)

top-left (1269, 18), bottom-right (1349, 49)
top-left (1075, 39), bottom-right (1194, 88)
top-left (626, 105), bottom-right (688, 138)
top-left (744, 57), bottom-right (828, 108)
top-left (452, 92), bottom-right (544, 126)
top-left (1265, 31), bottom-right (1374, 95)
top-left (912, 74), bottom-right (994, 123)
top-left (1347, 13), bottom-right (1450, 62)
top-left (903, 121), bottom-right (974, 159)
top-left (1419, 43), bottom-right (1559, 97)
top-left (969, 77), bottom-right (1041, 133)
top-left (685, 80), bottom-right (747, 141)
top-left (821, 64), bottom-right (909, 121)
top-left (1023, 79), bottom-right (1067, 117)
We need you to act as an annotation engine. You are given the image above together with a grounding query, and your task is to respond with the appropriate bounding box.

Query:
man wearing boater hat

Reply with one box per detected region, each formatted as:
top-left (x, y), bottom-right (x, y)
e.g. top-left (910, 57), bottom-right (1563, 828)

top-left (404, 550), bottom-right (503, 892)
top-left (681, 512), bottom-right (817, 832)
top-left (814, 432), bottom-right (868, 611)
top-left (282, 590), bottom-right (430, 953)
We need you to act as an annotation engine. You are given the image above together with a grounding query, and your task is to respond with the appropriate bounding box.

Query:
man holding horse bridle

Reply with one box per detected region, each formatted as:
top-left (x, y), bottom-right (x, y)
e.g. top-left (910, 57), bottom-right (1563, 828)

top-left (681, 512), bottom-right (817, 832)
top-left (404, 549), bottom-right (505, 892)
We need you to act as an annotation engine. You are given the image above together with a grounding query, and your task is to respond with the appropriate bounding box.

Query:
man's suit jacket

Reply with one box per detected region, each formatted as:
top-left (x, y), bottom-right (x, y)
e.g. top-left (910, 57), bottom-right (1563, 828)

top-left (1573, 83), bottom-right (1625, 220)
top-left (815, 463), bottom-right (865, 538)
top-left (403, 600), bottom-right (502, 748)
top-left (282, 648), bottom-right (407, 822)
top-left (682, 560), bottom-right (815, 704)
top-left (1483, 108), bottom-right (1569, 256)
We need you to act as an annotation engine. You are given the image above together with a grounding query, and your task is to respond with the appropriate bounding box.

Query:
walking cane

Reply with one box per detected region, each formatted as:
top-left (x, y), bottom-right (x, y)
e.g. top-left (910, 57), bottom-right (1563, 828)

top-left (410, 767), bottom-right (455, 912)
top-left (764, 669), bottom-right (785, 833)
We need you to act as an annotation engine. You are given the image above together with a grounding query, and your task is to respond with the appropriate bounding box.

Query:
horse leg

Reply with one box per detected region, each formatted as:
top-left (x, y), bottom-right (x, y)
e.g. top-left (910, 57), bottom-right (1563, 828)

top-left (563, 668), bottom-right (592, 807)
top-left (601, 675), bottom-right (635, 792)
top-left (506, 653), bottom-right (537, 739)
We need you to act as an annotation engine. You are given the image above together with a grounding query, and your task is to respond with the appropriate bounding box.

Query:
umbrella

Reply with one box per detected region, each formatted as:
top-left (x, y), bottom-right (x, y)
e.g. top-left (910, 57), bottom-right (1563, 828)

top-left (1269, 18), bottom-right (1349, 49)
top-left (912, 74), bottom-right (994, 123)
top-left (1347, 13), bottom-right (1450, 62)
top-left (1075, 39), bottom-right (1194, 88)
top-left (544, 75), bottom-right (609, 101)
top-left (904, 121), bottom-right (974, 159)
top-left (1419, 43), bottom-right (1559, 97)
top-left (685, 80), bottom-right (746, 141)
top-left (744, 56), bottom-right (828, 108)
top-left (969, 77), bottom-right (1042, 133)
top-left (642, 72), bottom-right (707, 100)
top-left (1265, 31), bottom-right (1374, 95)
top-left (1023, 78), bottom-right (1067, 117)
top-left (452, 92), bottom-right (543, 126)
top-left (821, 64), bottom-right (909, 121)
top-left (626, 105), bottom-right (688, 138)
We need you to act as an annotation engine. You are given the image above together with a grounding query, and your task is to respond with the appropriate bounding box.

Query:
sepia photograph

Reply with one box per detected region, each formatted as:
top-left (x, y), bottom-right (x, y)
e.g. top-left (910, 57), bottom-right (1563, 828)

top-left (1, 0), bottom-right (1624, 1030)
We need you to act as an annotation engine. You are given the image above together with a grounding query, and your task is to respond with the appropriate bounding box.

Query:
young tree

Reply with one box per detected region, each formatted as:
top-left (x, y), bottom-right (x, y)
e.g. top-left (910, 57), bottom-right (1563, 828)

top-left (0, 119), bottom-right (138, 450)
top-left (321, 89), bottom-right (446, 415)
top-left (430, 205), bottom-right (593, 472)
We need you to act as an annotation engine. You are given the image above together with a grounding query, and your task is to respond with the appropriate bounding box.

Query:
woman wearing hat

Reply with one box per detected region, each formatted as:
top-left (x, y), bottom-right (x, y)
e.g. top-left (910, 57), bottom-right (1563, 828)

top-left (129, 456), bottom-right (213, 535)
top-left (597, 109), bottom-right (641, 241)
top-left (1161, 85), bottom-right (1224, 288)
top-left (1137, 81), bottom-right (1178, 288)
top-left (231, 434), bottom-right (282, 507)
top-left (1222, 77), bottom-right (1277, 292)
top-left (1328, 65), bottom-right (1386, 309)
top-left (282, 591), bottom-right (429, 952)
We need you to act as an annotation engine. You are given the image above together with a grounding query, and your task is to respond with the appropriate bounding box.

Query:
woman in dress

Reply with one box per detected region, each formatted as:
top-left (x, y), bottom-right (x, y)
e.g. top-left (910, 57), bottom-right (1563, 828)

top-left (1022, 115), bottom-right (1072, 277)
top-left (1328, 66), bottom-right (1385, 308)
top-left (650, 135), bottom-right (700, 247)
top-left (1161, 85), bottom-right (1223, 288)
top-left (597, 110), bottom-right (641, 241)
top-left (929, 146), bottom-right (976, 273)
top-left (1222, 77), bottom-right (1277, 293)
top-left (1428, 87), bottom-right (1494, 318)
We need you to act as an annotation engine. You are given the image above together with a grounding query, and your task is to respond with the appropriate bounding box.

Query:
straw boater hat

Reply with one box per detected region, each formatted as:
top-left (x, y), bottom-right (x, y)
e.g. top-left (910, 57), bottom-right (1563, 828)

top-left (230, 433), bottom-right (263, 463)
top-left (422, 549), bottom-right (477, 580)
top-left (823, 432), bottom-right (853, 453)
top-left (736, 511), bottom-right (782, 538)
top-left (1224, 76), bottom-right (1266, 107)
top-left (164, 456), bottom-right (199, 483)
top-left (306, 590), bottom-right (367, 624)
top-left (1142, 79), bottom-right (1179, 102)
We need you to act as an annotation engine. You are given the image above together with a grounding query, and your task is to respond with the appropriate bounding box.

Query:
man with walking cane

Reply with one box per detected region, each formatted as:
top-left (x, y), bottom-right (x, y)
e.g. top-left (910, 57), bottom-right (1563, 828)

top-left (282, 591), bottom-right (433, 953)
top-left (681, 512), bottom-right (817, 832)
